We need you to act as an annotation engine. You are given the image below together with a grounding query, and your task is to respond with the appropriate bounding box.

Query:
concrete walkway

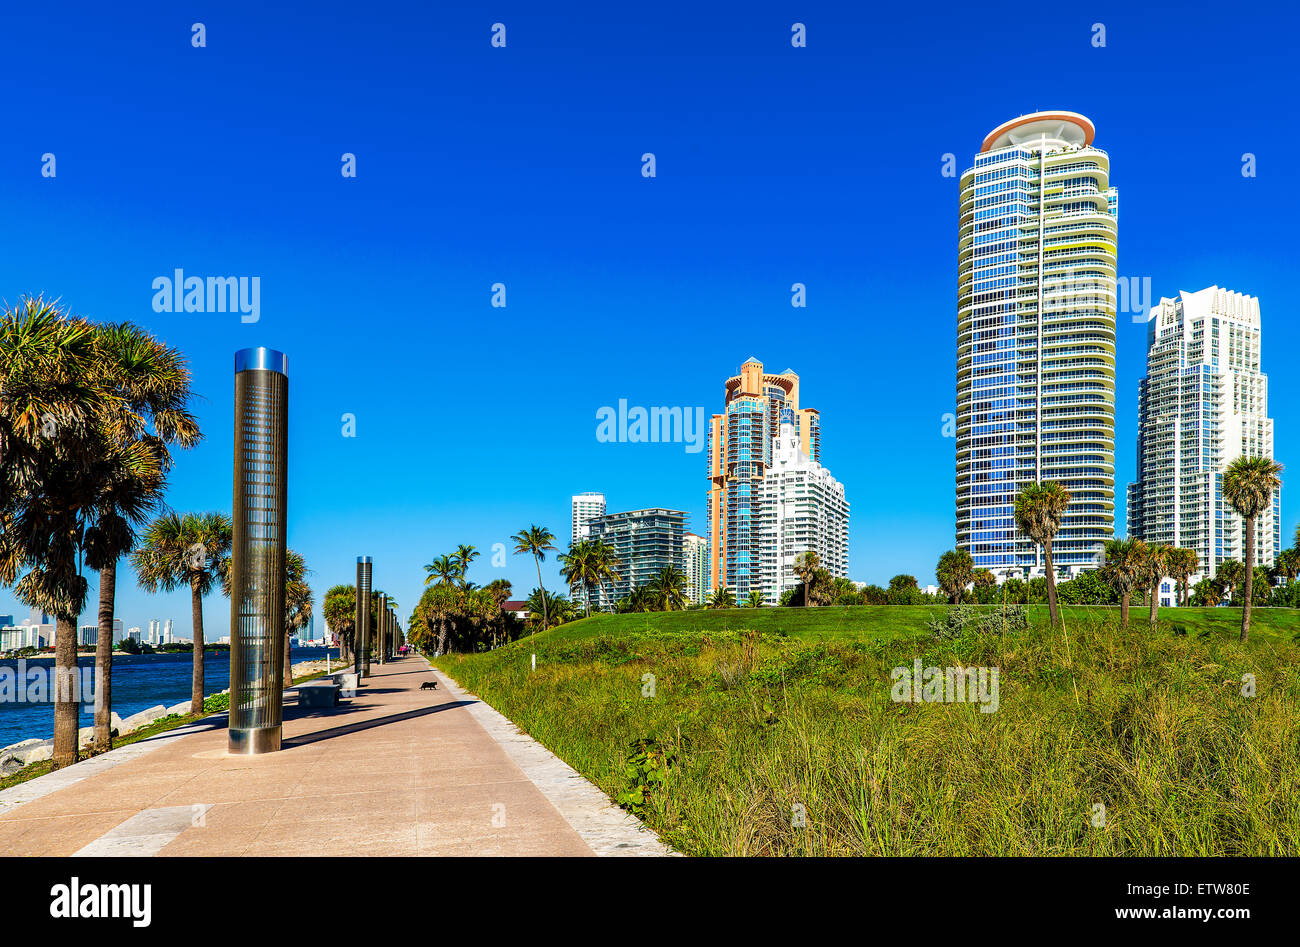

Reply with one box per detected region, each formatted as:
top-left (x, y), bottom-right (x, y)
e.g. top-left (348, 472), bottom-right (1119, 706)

top-left (0, 657), bottom-right (669, 856)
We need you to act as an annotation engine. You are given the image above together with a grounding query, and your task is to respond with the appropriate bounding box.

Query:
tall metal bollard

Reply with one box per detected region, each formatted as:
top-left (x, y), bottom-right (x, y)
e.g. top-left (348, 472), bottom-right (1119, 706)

top-left (356, 557), bottom-right (372, 679)
top-left (228, 348), bottom-right (289, 755)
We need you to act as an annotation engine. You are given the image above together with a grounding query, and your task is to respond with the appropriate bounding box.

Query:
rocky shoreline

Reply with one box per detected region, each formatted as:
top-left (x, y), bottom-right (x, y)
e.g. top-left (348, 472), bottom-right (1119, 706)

top-left (0, 658), bottom-right (339, 774)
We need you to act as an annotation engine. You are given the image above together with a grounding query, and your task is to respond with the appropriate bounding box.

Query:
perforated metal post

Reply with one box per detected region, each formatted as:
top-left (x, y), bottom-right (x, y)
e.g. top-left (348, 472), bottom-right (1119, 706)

top-left (355, 557), bottom-right (371, 678)
top-left (229, 348), bottom-right (289, 755)
top-left (376, 592), bottom-right (387, 665)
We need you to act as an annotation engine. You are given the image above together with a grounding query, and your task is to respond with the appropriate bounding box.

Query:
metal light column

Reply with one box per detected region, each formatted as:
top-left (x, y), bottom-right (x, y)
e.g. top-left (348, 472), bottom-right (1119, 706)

top-left (228, 348), bottom-right (289, 755)
top-left (376, 593), bottom-right (387, 665)
top-left (356, 557), bottom-right (371, 679)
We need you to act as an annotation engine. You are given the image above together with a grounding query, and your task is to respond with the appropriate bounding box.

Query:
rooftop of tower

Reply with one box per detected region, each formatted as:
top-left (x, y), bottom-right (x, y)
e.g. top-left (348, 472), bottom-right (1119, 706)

top-left (981, 110), bottom-right (1095, 153)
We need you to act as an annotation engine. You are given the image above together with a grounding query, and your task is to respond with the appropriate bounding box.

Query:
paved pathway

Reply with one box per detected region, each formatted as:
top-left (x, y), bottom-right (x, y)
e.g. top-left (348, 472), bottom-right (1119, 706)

top-left (0, 657), bottom-right (669, 856)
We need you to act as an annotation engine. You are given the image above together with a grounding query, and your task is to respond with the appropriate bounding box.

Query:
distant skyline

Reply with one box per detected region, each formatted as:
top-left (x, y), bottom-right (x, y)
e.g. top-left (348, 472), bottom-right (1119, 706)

top-left (2, 1), bottom-right (1297, 634)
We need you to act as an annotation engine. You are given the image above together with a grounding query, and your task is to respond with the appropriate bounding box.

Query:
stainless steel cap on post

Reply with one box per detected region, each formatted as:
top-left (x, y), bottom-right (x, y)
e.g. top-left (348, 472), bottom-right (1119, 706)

top-left (358, 556), bottom-right (372, 564)
top-left (235, 347), bottom-right (288, 375)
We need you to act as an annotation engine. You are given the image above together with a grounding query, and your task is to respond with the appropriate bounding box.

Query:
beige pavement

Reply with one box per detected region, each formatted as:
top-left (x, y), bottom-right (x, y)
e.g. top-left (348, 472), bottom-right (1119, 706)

top-left (0, 657), bottom-right (633, 856)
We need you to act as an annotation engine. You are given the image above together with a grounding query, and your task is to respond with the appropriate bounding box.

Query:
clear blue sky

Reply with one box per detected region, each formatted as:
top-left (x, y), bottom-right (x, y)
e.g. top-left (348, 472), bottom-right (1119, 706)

top-left (2, 1), bottom-right (1297, 635)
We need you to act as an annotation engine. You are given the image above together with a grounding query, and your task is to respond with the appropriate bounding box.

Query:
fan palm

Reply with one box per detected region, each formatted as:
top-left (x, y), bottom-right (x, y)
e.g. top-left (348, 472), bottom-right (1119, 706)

top-left (282, 550), bottom-right (313, 682)
top-left (558, 540), bottom-right (597, 617)
top-left (1221, 455), bottom-right (1284, 641)
top-left (935, 549), bottom-right (974, 605)
top-left (744, 590), bottom-right (765, 608)
top-left (1013, 481), bottom-right (1072, 628)
top-left (793, 550), bottom-right (822, 607)
top-left (512, 525), bottom-right (556, 630)
top-left (1100, 538), bottom-right (1146, 629)
top-left (130, 511), bottom-right (232, 713)
top-left (1167, 546), bottom-right (1199, 606)
top-left (1141, 543), bottom-right (1171, 626)
top-left (323, 584), bottom-right (356, 660)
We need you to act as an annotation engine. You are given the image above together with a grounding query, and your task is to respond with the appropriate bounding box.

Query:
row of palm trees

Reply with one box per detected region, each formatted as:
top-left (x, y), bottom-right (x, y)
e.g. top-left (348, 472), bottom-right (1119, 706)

top-left (1, 298), bottom-right (314, 768)
top-left (934, 457), bottom-right (1284, 641)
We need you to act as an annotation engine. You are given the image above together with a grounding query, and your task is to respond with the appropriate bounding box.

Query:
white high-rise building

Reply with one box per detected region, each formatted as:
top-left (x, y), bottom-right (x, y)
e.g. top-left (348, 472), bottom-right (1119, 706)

top-left (148, 619), bottom-right (160, 645)
top-left (682, 533), bottom-right (708, 605)
top-left (162, 619), bottom-right (173, 645)
top-left (756, 408), bottom-right (849, 604)
top-left (571, 492), bottom-right (606, 546)
top-left (957, 111), bottom-right (1118, 580)
top-left (1128, 286), bottom-right (1280, 589)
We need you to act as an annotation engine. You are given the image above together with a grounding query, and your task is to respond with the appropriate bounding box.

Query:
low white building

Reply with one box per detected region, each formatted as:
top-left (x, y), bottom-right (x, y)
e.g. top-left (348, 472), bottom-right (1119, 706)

top-left (756, 408), bottom-right (850, 604)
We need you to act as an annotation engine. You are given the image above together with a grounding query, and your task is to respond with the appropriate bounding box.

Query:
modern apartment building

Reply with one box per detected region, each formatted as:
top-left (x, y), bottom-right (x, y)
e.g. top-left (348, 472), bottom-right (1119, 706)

top-left (585, 508), bottom-right (688, 608)
top-left (1128, 286), bottom-right (1280, 587)
top-left (570, 492), bottom-right (606, 546)
top-left (957, 111), bottom-right (1118, 580)
top-left (707, 357), bottom-right (821, 600)
top-left (756, 408), bottom-right (850, 603)
top-left (682, 532), bottom-right (708, 605)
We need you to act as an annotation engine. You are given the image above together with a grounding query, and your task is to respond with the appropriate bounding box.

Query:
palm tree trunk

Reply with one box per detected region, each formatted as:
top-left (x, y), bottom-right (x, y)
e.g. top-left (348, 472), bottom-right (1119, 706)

top-left (1043, 544), bottom-right (1059, 628)
top-left (1120, 592), bottom-right (1130, 629)
top-left (1241, 516), bottom-right (1255, 642)
top-left (534, 554), bottom-right (548, 630)
top-left (1148, 578), bottom-right (1159, 626)
top-left (190, 574), bottom-right (205, 714)
top-left (283, 629), bottom-right (292, 689)
top-left (53, 613), bottom-right (80, 769)
top-left (92, 560), bottom-right (116, 753)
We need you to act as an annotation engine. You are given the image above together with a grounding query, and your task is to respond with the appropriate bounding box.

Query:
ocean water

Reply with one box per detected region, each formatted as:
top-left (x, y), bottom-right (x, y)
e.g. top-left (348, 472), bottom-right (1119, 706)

top-left (0, 646), bottom-right (339, 747)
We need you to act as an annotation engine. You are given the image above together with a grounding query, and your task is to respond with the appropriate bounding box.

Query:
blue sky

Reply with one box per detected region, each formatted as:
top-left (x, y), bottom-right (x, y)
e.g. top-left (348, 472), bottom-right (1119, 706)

top-left (2, 1), bottom-right (1297, 635)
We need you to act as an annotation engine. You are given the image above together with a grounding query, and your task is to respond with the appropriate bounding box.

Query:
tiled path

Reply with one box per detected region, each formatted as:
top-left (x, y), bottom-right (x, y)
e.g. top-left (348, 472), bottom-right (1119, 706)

top-left (0, 657), bottom-right (669, 857)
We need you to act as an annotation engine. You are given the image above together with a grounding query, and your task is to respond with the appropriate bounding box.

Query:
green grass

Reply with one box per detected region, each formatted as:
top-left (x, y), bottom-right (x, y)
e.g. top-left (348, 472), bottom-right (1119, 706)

top-left (519, 604), bottom-right (1300, 646)
top-left (436, 605), bottom-right (1300, 856)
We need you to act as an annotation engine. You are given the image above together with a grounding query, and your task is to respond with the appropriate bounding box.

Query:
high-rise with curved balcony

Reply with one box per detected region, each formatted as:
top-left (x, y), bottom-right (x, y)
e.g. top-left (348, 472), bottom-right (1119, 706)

top-left (956, 111), bottom-right (1118, 579)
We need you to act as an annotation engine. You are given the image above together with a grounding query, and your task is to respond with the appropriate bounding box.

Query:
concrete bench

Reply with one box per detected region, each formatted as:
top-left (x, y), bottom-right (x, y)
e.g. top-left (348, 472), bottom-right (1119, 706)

top-left (320, 671), bottom-right (359, 695)
top-left (291, 682), bottom-right (341, 708)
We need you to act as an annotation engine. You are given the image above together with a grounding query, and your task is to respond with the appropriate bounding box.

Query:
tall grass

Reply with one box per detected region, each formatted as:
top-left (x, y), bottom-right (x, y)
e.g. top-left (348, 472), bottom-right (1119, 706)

top-left (437, 614), bottom-right (1300, 855)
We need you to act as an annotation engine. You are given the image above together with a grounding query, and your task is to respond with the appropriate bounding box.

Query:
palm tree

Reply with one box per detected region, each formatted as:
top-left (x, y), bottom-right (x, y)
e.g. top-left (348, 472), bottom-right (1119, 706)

top-left (1167, 546), bottom-right (1199, 606)
top-left (1013, 481), bottom-right (1072, 628)
top-left (935, 549), bottom-right (975, 605)
top-left (744, 590), bottom-right (765, 608)
top-left (1221, 455), bottom-right (1284, 641)
top-left (423, 554), bottom-right (458, 587)
top-left (708, 586), bottom-right (736, 609)
top-left (1217, 558), bottom-right (1245, 604)
top-left (130, 511), bottom-right (233, 713)
top-left (282, 550), bottom-right (313, 682)
top-left (590, 540), bottom-right (622, 612)
top-left (1274, 548), bottom-right (1299, 587)
top-left (322, 584), bottom-right (356, 661)
top-left (452, 544), bottom-right (479, 587)
top-left (1, 300), bottom-right (198, 767)
top-left (1100, 538), bottom-right (1146, 629)
top-left (512, 526), bottom-right (556, 630)
top-left (793, 550), bottom-right (822, 607)
top-left (649, 566), bottom-right (688, 611)
top-left (83, 323), bottom-right (200, 752)
top-left (559, 540), bottom-right (597, 617)
top-left (1141, 543), bottom-right (1171, 626)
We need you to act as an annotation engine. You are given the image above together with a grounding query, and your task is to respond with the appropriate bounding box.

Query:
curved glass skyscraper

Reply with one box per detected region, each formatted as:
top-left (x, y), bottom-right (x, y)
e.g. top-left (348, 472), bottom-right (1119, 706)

top-left (956, 112), bottom-right (1117, 579)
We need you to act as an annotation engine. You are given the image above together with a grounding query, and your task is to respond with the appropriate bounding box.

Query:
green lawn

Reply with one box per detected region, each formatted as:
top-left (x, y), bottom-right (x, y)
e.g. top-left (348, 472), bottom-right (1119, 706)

top-left (437, 604), bottom-right (1300, 856)
top-left (518, 603), bottom-right (1300, 646)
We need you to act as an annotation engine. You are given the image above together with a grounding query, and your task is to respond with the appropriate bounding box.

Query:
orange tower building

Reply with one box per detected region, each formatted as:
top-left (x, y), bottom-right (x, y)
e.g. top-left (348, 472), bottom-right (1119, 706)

top-left (706, 357), bottom-right (820, 600)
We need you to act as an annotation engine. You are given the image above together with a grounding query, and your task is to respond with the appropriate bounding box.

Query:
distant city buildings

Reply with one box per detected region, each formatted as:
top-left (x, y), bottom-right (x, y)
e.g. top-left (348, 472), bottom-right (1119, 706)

top-left (1128, 286), bottom-right (1280, 592)
top-left (956, 111), bottom-right (1118, 581)
top-left (682, 533), bottom-right (708, 605)
top-left (756, 408), bottom-right (849, 603)
top-left (584, 507), bottom-right (688, 609)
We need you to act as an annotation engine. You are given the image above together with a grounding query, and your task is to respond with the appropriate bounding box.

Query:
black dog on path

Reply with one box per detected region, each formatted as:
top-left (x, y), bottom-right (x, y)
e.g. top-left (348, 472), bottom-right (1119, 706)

top-left (420, 681), bottom-right (438, 691)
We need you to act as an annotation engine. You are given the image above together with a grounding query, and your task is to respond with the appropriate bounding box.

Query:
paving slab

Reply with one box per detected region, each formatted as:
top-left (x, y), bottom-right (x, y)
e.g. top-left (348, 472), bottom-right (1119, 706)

top-left (0, 656), bottom-right (670, 857)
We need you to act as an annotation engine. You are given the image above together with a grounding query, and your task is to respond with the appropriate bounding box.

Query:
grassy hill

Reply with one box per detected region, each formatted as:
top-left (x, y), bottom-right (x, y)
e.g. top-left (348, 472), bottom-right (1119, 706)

top-left (524, 603), bottom-right (1300, 646)
top-left (436, 604), bottom-right (1300, 856)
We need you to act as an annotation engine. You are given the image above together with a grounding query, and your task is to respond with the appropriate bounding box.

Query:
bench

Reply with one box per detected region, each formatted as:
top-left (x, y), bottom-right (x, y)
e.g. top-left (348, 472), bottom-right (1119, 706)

top-left (291, 681), bottom-right (341, 708)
